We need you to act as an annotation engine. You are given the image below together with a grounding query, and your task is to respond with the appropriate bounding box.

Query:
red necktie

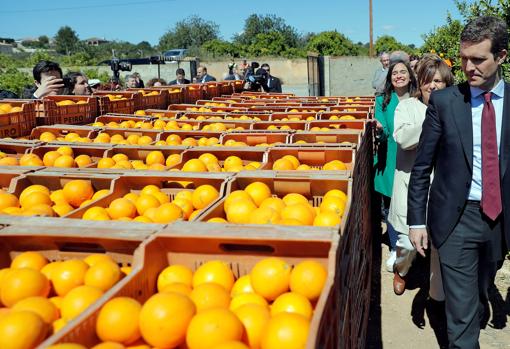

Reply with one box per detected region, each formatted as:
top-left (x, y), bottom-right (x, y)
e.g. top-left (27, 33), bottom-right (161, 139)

top-left (481, 92), bottom-right (502, 221)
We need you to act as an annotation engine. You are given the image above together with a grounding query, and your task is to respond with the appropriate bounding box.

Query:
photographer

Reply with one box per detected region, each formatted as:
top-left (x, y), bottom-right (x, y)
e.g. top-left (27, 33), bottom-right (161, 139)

top-left (243, 62), bottom-right (270, 92)
top-left (24, 60), bottom-right (65, 99)
top-left (223, 63), bottom-right (242, 81)
top-left (261, 63), bottom-right (282, 93)
top-left (62, 72), bottom-right (91, 95)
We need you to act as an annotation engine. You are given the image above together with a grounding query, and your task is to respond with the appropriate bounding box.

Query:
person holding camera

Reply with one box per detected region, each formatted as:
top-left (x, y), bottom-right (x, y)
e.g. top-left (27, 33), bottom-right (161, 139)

top-left (168, 68), bottom-right (190, 85)
top-left (62, 72), bottom-right (91, 95)
top-left (24, 60), bottom-right (65, 99)
top-left (261, 63), bottom-right (282, 93)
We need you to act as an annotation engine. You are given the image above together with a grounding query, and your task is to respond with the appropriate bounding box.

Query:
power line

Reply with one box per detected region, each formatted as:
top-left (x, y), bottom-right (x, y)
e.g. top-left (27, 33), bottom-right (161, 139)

top-left (0, 0), bottom-right (176, 15)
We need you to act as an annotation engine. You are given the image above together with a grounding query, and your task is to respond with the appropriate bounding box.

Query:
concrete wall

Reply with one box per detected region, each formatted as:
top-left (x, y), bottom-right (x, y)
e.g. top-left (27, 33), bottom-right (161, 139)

top-left (324, 56), bottom-right (381, 96)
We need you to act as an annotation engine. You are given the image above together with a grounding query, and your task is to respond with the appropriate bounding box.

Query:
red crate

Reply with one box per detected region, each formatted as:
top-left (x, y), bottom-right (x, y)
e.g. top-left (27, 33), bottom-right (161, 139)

top-left (127, 88), bottom-right (168, 109)
top-left (220, 132), bottom-right (290, 146)
top-left (37, 95), bottom-right (100, 126)
top-left (0, 100), bottom-right (36, 137)
top-left (182, 84), bottom-right (204, 103)
top-left (93, 91), bottom-right (140, 115)
top-left (291, 130), bottom-right (362, 146)
top-left (29, 125), bottom-right (99, 142)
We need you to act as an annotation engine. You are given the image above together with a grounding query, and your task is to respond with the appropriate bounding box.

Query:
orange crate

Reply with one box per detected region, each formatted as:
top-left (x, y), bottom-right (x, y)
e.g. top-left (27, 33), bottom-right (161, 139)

top-left (44, 227), bottom-right (338, 348)
top-left (167, 103), bottom-right (203, 111)
top-left (127, 88), bottom-right (168, 109)
top-left (0, 169), bottom-right (33, 190)
top-left (145, 109), bottom-right (181, 119)
top-left (199, 119), bottom-right (251, 132)
top-left (93, 91), bottom-right (140, 115)
top-left (29, 126), bottom-right (99, 142)
top-left (307, 120), bottom-right (367, 132)
top-left (249, 105), bottom-right (289, 113)
top-left (319, 111), bottom-right (370, 120)
top-left (30, 144), bottom-right (112, 169)
top-left (0, 100), bottom-right (37, 138)
top-left (252, 121), bottom-right (308, 131)
top-left (262, 146), bottom-right (355, 173)
top-left (208, 106), bottom-right (249, 113)
top-left (271, 112), bottom-right (318, 121)
top-left (218, 81), bottom-right (234, 95)
top-left (93, 129), bottom-right (161, 145)
top-left (291, 130), bottom-right (362, 146)
top-left (220, 132), bottom-right (290, 146)
top-left (229, 80), bottom-right (245, 93)
top-left (158, 130), bottom-right (223, 144)
top-left (38, 95), bottom-right (99, 126)
top-left (0, 224), bottom-right (151, 347)
top-left (212, 96), bottom-right (243, 102)
top-left (180, 112), bottom-right (228, 120)
top-left (182, 84), bottom-right (204, 104)
top-left (92, 114), bottom-right (153, 126)
top-left (329, 105), bottom-right (372, 114)
top-left (203, 82), bottom-right (220, 99)
top-left (286, 106), bottom-right (328, 113)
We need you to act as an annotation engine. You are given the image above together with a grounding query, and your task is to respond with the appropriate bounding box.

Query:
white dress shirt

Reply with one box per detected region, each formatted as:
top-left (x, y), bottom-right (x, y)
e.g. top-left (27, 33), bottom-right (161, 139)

top-left (467, 79), bottom-right (504, 200)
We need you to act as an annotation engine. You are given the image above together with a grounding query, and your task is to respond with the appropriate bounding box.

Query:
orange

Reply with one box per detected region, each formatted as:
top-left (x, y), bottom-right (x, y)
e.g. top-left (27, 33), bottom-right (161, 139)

top-left (270, 292), bottom-right (313, 320)
top-left (20, 191), bottom-right (52, 208)
top-left (51, 259), bottom-right (89, 296)
top-left (139, 292), bottom-right (195, 349)
top-left (1, 268), bottom-right (50, 307)
top-left (63, 180), bottom-right (94, 208)
top-left (53, 317), bottom-right (67, 332)
top-left (46, 344), bottom-right (87, 349)
top-left (319, 197), bottom-right (346, 217)
top-left (259, 197), bottom-right (285, 214)
top-left (96, 297), bottom-right (142, 345)
top-left (57, 146), bottom-right (74, 157)
top-left (91, 342), bottom-right (125, 349)
top-left (53, 203), bottom-right (75, 217)
top-left (157, 264), bottom-right (193, 292)
top-left (0, 311), bottom-right (47, 349)
top-left (198, 153), bottom-right (218, 165)
top-left (84, 254), bottom-right (114, 267)
top-left (140, 185), bottom-right (160, 196)
top-left (296, 164), bottom-right (311, 170)
top-left (25, 203), bottom-right (55, 217)
top-left (260, 313), bottom-right (310, 349)
top-left (92, 189), bottom-right (110, 201)
top-left (272, 158), bottom-right (294, 171)
top-left (182, 138), bottom-right (198, 146)
top-left (40, 261), bottom-right (61, 280)
top-left (211, 342), bottom-right (249, 349)
top-left (160, 283), bottom-right (192, 296)
top-left (145, 151), bottom-right (165, 166)
top-left (108, 198), bottom-right (137, 219)
top-left (229, 293), bottom-right (268, 311)
top-left (175, 190), bottom-right (193, 202)
top-left (230, 275), bottom-right (254, 297)
top-left (313, 211), bottom-right (341, 227)
top-left (282, 193), bottom-right (309, 206)
top-left (244, 182), bottom-right (271, 207)
top-left (233, 304), bottom-right (270, 349)
top-left (135, 194), bottom-right (160, 215)
top-left (322, 160), bottom-right (347, 171)
top-left (281, 155), bottom-right (300, 169)
top-left (182, 159), bottom-right (207, 172)
top-left (54, 155), bottom-right (76, 168)
top-left (223, 156), bottom-right (243, 171)
top-left (0, 192), bottom-right (19, 210)
top-left (290, 260), bottom-right (327, 302)
top-left (122, 192), bottom-right (139, 204)
top-left (19, 154), bottom-right (44, 167)
top-left (0, 157), bottom-right (18, 166)
top-left (20, 184), bottom-right (50, 202)
top-left (61, 285), bottom-right (103, 320)
top-left (153, 203), bottom-right (183, 223)
top-left (279, 218), bottom-right (303, 226)
top-left (171, 198), bottom-right (193, 220)
top-left (208, 217), bottom-right (228, 223)
top-left (224, 191), bottom-right (254, 211)
top-left (225, 199), bottom-right (257, 224)
top-left (142, 207), bottom-right (158, 222)
top-left (186, 308), bottom-right (244, 349)
top-left (133, 216), bottom-right (152, 223)
top-left (166, 154), bottom-right (181, 167)
top-left (82, 206), bottom-right (110, 220)
top-left (40, 131), bottom-right (57, 142)
top-left (166, 134), bottom-right (182, 144)
top-left (190, 283), bottom-right (231, 312)
top-left (281, 204), bottom-right (315, 225)
top-left (97, 158), bottom-right (116, 169)
top-left (12, 296), bottom-right (59, 324)
top-left (191, 184), bottom-right (219, 210)
top-left (248, 207), bottom-right (281, 225)
top-left (192, 260), bottom-right (235, 292)
top-left (250, 257), bottom-right (291, 301)
top-left (84, 261), bottom-right (121, 292)
top-left (11, 251), bottom-right (47, 271)
top-left (324, 189), bottom-right (347, 202)
top-left (75, 154), bottom-right (92, 168)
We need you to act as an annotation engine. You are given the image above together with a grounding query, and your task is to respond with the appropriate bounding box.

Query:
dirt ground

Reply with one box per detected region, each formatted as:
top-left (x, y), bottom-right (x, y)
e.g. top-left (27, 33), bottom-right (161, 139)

top-left (366, 231), bottom-right (510, 349)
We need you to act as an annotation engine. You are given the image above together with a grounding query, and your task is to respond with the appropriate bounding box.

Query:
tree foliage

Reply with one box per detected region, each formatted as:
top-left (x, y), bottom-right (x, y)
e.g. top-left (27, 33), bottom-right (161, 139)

top-left (0, 68), bottom-right (32, 96)
top-left (306, 31), bottom-right (359, 56)
top-left (201, 39), bottom-right (241, 58)
top-left (374, 35), bottom-right (409, 55)
top-left (234, 14), bottom-right (301, 48)
top-left (158, 16), bottom-right (219, 50)
top-left (54, 26), bottom-right (79, 55)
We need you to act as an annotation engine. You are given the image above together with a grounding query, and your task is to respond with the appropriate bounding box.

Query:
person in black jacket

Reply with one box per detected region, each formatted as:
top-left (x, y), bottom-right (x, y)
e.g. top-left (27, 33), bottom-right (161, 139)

top-left (196, 66), bottom-right (216, 83)
top-left (408, 16), bottom-right (510, 348)
top-left (168, 68), bottom-right (190, 85)
top-left (261, 63), bottom-right (282, 93)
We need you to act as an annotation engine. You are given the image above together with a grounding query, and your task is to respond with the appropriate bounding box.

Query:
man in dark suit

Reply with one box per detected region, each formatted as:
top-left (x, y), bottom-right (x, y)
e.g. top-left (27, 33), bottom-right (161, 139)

top-left (168, 68), bottom-right (190, 85)
top-left (261, 63), bottom-right (282, 93)
top-left (408, 16), bottom-right (509, 349)
top-left (196, 66), bottom-right (216, 83)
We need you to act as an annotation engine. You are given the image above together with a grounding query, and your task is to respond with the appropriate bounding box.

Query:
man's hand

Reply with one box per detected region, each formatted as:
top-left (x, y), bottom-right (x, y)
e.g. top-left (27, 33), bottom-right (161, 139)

top-left (409, 227), bottom-right (428, 257)
top-left (33, 76), bottom-right (64, 98)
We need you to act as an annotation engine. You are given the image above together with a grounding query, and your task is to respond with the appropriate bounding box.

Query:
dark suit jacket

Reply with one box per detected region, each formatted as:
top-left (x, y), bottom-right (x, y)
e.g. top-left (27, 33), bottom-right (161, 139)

top-left (201, 75), bottom-right (216, 82)
top-left (267, 76), bottom-right (282, 93)
top-left (168, 79), bottom-right (190, 85)
top-left (408, 82), bottom-right (510, 250)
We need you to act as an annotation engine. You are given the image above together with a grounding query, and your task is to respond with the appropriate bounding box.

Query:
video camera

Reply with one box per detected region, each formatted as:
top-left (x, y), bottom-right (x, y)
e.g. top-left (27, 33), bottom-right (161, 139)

top-left (110, 58), bottom-right (132, 83)
top-left (244, 62), bottom-right (269, 92)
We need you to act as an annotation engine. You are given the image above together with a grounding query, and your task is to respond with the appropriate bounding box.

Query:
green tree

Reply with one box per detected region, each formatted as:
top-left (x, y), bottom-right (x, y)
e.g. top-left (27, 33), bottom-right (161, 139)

top-left (374, 35), bottom-right (408, 55)
top-left (234, 14), bottom-right (301, 48)
top-left (201, 39), bottom-right (242, 58)
top-left (54, 26), bottom-right (79, 55)
top-left (0, 68), bottom-right (32, 96)
top-left (306, 31), bottom-right (359, 56)
top-left (158, 16), bottom-right (219, 50)
top-left (38, 35), bottom-right (49, 46)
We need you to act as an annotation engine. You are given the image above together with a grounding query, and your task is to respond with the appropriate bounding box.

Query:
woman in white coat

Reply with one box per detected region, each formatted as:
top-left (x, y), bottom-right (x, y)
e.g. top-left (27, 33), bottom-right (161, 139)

top-left (388, 54), bottom-right (454, 298)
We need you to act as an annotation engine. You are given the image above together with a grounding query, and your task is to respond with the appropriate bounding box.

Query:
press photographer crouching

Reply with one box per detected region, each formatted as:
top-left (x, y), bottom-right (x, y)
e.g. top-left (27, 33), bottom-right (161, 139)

top-left (243, 62), bottom-right (270, 92)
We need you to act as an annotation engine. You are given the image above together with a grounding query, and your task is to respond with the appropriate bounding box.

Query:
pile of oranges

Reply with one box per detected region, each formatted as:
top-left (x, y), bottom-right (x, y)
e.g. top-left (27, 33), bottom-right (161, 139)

top-left (92, 133), bottom-right (154, 146)
top-left (55, 100), bottom-right (88, 106)
top-left (180, 154), bottom-right (261, 173)
top-left (328, 115), bottom-right (357, 120)
top-left (0, 251), bottom-right (128, 349)
top-left (96, 151), bottom-right (181, 171)
top-left (0, 146), bottom-right (93, 168)
top-left (0, 103), bottom-right (23, 114)
top-left (180, 114), bottom-right (262, 121)
top-left (81, 184), bottom-right (219, 223)
top-left (38, 131), bottom-right (93, 144)
top-left (271, 154), bottom-right (348, 171)
top-left (208, 181), bottom-right (346, 227)
top-left (155, 134), bottom-right (220, 147)
top-left (52, 257), bottom-right (326, 349)
top-left (0, 179), bottom-right (104, 218)
top-left (104, 94), bottom-right (129, 101)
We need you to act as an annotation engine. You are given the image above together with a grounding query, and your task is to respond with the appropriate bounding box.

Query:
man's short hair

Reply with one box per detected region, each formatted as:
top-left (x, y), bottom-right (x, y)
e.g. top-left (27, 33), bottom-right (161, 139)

top-left (389, 51), bottom-right (410, 64)
top-left (261, 63), bottom-right (270, 70)
top-left (33, 60), bottom-right (62, 83)
top-left (176, 68), bottom-right (185, 75)
top-left (198, 66), bottom-right (207, 72)
top-left (461, 16), bottom-right (508, 55)
top-left (125, 74), bottom-right (135, 81)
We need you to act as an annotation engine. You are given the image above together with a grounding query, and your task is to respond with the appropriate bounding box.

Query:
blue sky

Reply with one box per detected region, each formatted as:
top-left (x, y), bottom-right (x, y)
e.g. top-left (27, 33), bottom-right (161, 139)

top-left (0, 0), bottom-right (467, 47)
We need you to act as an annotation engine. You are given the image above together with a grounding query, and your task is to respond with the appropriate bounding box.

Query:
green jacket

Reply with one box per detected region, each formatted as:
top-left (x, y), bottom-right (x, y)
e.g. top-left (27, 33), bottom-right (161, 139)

top-left (374, 93), bottom-right (399, 197)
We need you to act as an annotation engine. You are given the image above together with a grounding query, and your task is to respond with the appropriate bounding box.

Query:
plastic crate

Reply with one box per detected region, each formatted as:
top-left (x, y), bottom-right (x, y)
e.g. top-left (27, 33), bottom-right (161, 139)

top-left (218, 81), bottom-right (234, 95)
top-left (127, 88), bottom-right (168, 110)
top-left (199, 119), bottom-right (252, 132)
top-left (166, 86), bottom-right (185, 104)
top-left (252, 121), bottom-right (308, 131)
top-left (30, 144), bottom-right (112, 169)
top-left (319, 111), bottom-right (370, 120)
top-left (180, 112), bottom-right (228, 120)
top-left (44, 227), bottom-right (338, 348)
top-left (37, 96), bottom-right (99, 126)
top-left (220, 132), bottom-right (290, 146)
top-left (167, 103), bottom-right (205, 111)
top-left (328, 105), bottom-right (372, 114)
top-left (307, 120), bottom-right (367, 132)
top-left (230, 79), bottom-right (245, 93)
top-left (0, 100), bottom-right (37, 138)
top-left (183, 84), bottom-right (204, 104)
top-left (158, 130), bottom-right (223, 144)
top-left (249, 105), bottom-right (289, 113)
top-left (203, 82), bottom-right (220, 99)
top-left (0, 141), bottom-right (43, 170)
top-left (262, 146), bottom-right (355, 173)
top-left (93, 129), bottom-right (161, 145)
top-left (0, 169), bottom-right (33, 191)
top-left (93, 92), bottom-right (140, 115)
top-left (291, 130), bottom-right (362, 146)
top-left (92, 114), bottom-right (153, 126)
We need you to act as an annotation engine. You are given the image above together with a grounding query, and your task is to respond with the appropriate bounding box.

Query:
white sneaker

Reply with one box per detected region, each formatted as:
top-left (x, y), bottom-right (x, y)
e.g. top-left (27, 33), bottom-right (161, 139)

top-left (386, 250), bottom-right (396, 272)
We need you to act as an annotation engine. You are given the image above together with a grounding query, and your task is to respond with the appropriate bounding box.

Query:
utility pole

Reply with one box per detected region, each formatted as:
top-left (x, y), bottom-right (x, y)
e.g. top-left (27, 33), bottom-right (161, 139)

top-left (369, 0), bottom-right (374, 57)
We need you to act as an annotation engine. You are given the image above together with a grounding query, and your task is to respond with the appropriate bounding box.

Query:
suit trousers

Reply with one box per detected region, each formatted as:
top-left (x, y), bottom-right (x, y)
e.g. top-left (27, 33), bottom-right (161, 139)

top-left (437, 201), bottom-right (502, 349)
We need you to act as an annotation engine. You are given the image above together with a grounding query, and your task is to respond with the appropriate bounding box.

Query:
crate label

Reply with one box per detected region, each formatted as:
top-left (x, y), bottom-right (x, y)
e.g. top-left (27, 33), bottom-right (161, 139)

top-left (62, 115), bottom-right (86, 124)
top-left (0, 126), bottom-right (20, 137)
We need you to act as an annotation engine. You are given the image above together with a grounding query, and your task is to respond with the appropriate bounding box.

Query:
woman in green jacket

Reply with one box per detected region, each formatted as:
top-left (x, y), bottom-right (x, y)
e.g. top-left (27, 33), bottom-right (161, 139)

top-left (374, 59), bottom-right (417, 271)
